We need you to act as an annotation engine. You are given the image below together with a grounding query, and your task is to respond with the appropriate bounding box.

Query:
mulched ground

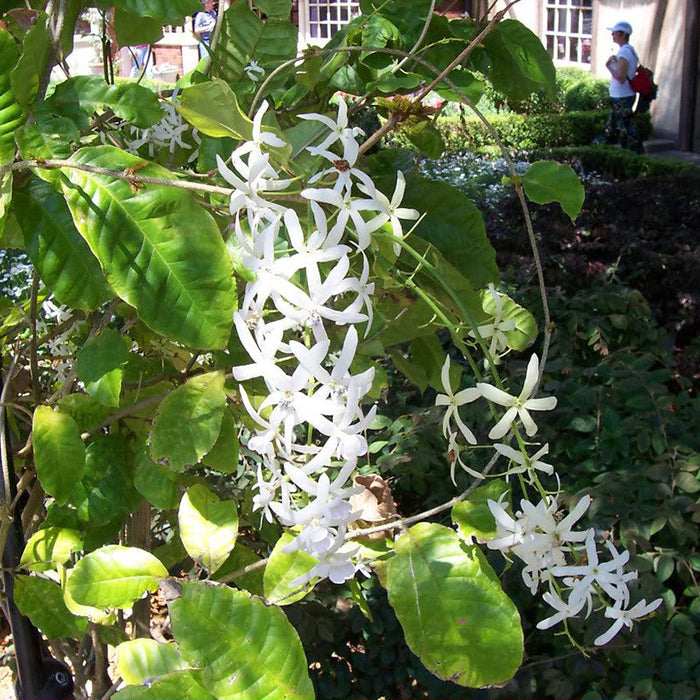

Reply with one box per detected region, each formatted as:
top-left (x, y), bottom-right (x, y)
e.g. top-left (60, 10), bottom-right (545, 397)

top-left (486, 172), bottom-right (700, 386)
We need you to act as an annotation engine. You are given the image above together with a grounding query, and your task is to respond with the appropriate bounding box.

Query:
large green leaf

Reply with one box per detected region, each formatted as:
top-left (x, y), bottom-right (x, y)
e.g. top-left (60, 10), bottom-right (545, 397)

top-left (69, 434), bottom-right (140, 526)
top-left (14, 177), bottom-right (112, 311)
top-left (521, 160), bottom-right (585, 222)
top-left (32, 405), bottom-right (86, 505)
top-left (134, 446), bottom-right (179, 510)
top-left (75, 327), bottom-right (130, 407)
top-left (111, 0), bottom-right (201, 24)
top-left (263, 532), bottom-right (318, 606)
top-left (150, 371), bottom-right (226, 470)
top-left (452, 480), bottom-right (510, 544)
top-left (116, 638), bottom-right (186, 685)
top-left (213, 0), bottom-right (297, 86)
top-left (114, 671), bottom-right (215, 700)
top-left (177, 79), bottom-right (253, 140)
top-left (20, 527), bottom-right (84, 572)
top-left (202, 407), bottom-right (239, 473)
top-left (48, 76), bottom-right (163, 129)
top-left (170, 582), bottom-right (315, 699)
top-left (112, 8), bottom-right (164, 45)
top-left (62, 146), bottom-right (236, 349)
top-left (178, 484), bottom-right (239, 574)
top-left (0, 171), bottom-right (11, 240)
top-left (9, 13), bottom-right (50, 108)
top-left (14, 575), bottom-right (88, 639)
top-left (385, 522), bottom-right (523, 688)
top-left (0, 28), bottom-right (26, 165)
top-left (359, 0), bottom-right (432, 46)
top-left (67, 545), bottom-right (167, 609)
top-left (483, 19), bottom-right (556, 102)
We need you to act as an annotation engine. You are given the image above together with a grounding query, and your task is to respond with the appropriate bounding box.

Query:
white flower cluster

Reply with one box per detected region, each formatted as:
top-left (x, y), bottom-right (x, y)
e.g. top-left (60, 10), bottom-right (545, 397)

top-left (126, 90), bottom-right (199, 161)
top-left (36, 299), bottom-right (79, 384)
top-left (223, 97), bottom-right (418, 585)
top-left (436, 350), bottom-right (662, 645)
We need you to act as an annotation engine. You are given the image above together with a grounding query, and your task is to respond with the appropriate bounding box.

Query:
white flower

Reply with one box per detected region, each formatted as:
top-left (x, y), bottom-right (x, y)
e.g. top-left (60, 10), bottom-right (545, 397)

top-left (299, 96), bottom-right (363, 155)
top-left (237, 100), bottom-right (288, 154)
top-left (594, 598), bottom-right (663, 646)
top-left (244, 60), bottom-right (265, 82)
top-left (536, 589), bottom-right (588, 630)
top-left (359, 171), bottom-right (419, 255)
top-left (447, 431), bottom-right (483, 485)
top-left (435, 355), bottom-right (480, 445)
top-left (493, 442), bottom-right (554, 478)
top-left (469, 284), bottom-right (516, 358)
top-left (477, 354), bottom-right (557, 439)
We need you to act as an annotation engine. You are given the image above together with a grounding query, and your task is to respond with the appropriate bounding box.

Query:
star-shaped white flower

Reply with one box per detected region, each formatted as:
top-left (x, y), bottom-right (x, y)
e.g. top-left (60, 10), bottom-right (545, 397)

top-left (493, 442), bottom-right (554, 478)
top-left (477, 354), bottom-right (557, 439)
top-left (435, 355), bottom-right (480, 445)
top-left (594, 598), bottom-right (663, 646)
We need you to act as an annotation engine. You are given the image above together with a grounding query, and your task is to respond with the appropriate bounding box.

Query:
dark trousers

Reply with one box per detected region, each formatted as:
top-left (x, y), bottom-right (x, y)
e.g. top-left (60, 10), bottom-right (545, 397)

top-left (603, 96), bottom-right (643, 153)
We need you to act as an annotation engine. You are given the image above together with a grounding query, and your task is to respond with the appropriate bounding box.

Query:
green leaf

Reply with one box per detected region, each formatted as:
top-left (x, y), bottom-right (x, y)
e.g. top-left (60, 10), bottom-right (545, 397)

top-left (202, 408), bottom-right (239, 473)
top-left (178, 484), bottom-right (239, 574)
top-left (263, 532), bottom-right (318, 606)
top-left (213, 0), bottom-right (297, 87)
top-left (75, 328), bottom-right (129, 407)
top-left (48, 76), bottom-right (163, 129)
top-left (655, 554), bottom-right (675, 583)
top-left (15, 111), bottom-right (80, 185)
top-left (114, 671), bottom-right (215, 700)
top-left (212, 544), bottom-right (264, 596)
top-left (385, 522), bottom-right (523, 688)
top-left (67, 545), bottom-right (167, 609)
top-left (402, 121), bottom-right (444, 159)
top-left (14, 575), bottom-right (88, 639)
top-left (368, 70), bottom-right (423, 94)
top-left (14, 177), bottom-right (112, 311)
top-left (9, 13), bottom-right (50, 108)
top-left (676, 471), bottom-right (700, 494)
top-left (112, 0), bottom-right (201, 24)
top-left (479, 287), bottom-right (538, 352)
top-left (116, 638), bottom-right (186, 685)
top-left (0, 171), bottom-right (11, 240)
top-left (452, 480), bottom-right (510, 544)
top-left (113, 8), bottom-right (164, 45)
top-left (522, 160), bottom-right (585, 221)
top-left (359, 0), bottom-right (432, 44)
top-left (150, 371), bottom-right (226, 470)
top-left (33, 405), bottom-right (86, 505)
top-left (58, 393), bottom-right (113, 433)
top-left (134, 446), bottom-right (179, 510)
top-left (254, 0), bottom-right (291, 18)
top-left (177, 79), bottom-right (252, 140)
top-left (20, 527), bottom-right (84, 572)
top-left (69, 434), bottom-right (140, 526)
top-left (483, 19), bottom-right (556, 101)
top-left (0, 28), bottom-right (26, 164)
top-left (62, 146), bottom-right (236, 349)
top-left (170, 582), bottom-right (315, 699)
top-left (434, 69), bottom-right (484, 104)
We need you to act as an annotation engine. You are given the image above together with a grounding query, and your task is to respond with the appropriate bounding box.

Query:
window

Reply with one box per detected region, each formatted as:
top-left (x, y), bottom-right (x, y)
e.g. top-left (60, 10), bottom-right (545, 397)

top-left (545, 0), bottom-right (592, 65)
top-left (303, 0), bottom-right (360, 44)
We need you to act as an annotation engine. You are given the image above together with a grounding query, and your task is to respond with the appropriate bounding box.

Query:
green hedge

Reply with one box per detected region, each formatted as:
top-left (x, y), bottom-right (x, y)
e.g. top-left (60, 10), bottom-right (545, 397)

top-left (524, 145), bottom-right (700, 179)
top-left (426, 110), bottom-right (652, 153)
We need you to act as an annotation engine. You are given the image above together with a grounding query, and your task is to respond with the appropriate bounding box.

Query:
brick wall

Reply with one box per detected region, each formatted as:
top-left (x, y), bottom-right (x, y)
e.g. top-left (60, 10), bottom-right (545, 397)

top-left (153, 46), bottom-right (183, 74)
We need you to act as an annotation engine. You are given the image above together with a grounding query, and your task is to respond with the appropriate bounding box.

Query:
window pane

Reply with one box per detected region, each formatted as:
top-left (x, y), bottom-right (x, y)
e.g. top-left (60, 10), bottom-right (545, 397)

top-left (570, 37), bottom-right (578, 61)
top-left (557, 9), bottom-right (566, 31)
top-left (547, 8), bottom-right (554, 31)
top-left (570, 11), bottom-right (579, 33)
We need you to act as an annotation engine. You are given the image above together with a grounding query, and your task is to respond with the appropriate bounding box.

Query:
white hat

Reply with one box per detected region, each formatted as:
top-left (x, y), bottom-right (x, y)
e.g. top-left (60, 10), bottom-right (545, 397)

top-left (607, 21), bottom-right (633, 35)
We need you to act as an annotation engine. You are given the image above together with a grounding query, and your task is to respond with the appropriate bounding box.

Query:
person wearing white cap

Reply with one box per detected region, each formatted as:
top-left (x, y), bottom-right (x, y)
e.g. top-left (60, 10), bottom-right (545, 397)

top-left (598, 20), bottom-right (643, 153)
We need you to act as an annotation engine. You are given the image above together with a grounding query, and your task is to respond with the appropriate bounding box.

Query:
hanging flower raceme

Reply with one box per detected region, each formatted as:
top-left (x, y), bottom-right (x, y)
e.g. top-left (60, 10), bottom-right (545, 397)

top-left (225, 98), bottom-right (418, 584)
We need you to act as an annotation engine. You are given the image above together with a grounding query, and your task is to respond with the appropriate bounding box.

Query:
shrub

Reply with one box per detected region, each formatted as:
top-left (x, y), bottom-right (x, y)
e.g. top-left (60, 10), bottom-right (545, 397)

top-left (421, 110), bottom-right (652, 153)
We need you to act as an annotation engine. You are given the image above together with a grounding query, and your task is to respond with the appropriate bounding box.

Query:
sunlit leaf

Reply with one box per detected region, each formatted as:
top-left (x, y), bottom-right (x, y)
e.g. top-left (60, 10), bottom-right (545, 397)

top-left (452, 480), bottom-right (510, 544)
top-left (263, 533), bottom-right (318, 606)
top-left (116, 638), bottom-right (186, 685)
top-left (20, 527), bottom-right (84, 572)
top-left (0, 28), bottom-right (26, 164)
top-left (521, 160), bottom-right (585, 221)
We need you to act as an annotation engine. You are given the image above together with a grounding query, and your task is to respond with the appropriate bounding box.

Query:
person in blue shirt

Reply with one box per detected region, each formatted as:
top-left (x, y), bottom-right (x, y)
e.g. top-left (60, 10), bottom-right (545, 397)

top-left (194, 0), bottom-right (217, 59)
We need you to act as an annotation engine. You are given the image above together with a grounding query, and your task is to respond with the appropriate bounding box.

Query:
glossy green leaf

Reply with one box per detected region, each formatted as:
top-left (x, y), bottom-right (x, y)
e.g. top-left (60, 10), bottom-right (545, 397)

top-left (48, 76), bottom-right (163, 129)
top-left (263, 532), bottom-right (318, 606)
top-left (62, 146), bottom-right (236, 349)
top-left (170, 582), bottom-right (315, 699)
top-left (67, 545), bottom-right (167, 609)
top-left (522, 160), bottom-right (585, 222)
top-left (116, 638), bottom-right (186, 685)
top-left (15, 112), bottom-right (80, 186)
top-left (113, 8), bottom-right (164, 45)
top-left (177, 79), bottom-right (252, 140)
top-left (434, 69), bottom-right (484, 104)
top-left (14, 575), bottom-right (87, 639)
top-left (452, 480), bottom-right (510, 544)
top-left (359, 0), bottom-right (432, 44)
top-left (385, 522), bottom-right (523, 688)
top-left (178, 484), bottom-right (239, 574)
top-left (69, 434), bottom-right (140, 526)
top-left (213, 0), bottom-right (297, 86)
top-left (483, 19), bottom-right (556, 101)
top-left (480, 287), bottom-right (538, 352)
top-left (9, 13), bottom-right (50, 108)
top-left (212, 543), bottom-right (264, 596)
top-left (202, 408), bottom-right (239, 473)
top-left (0, 28), bottom-right (26, 164)
top-left (14, 177), bottom-right (112, 311)
top-left (134, 446), bottom-right (179, 510)
top-left (33, 405), bottom-right (86, 505)
top-left (20, 527), bottom-right (84, 572)
top-left (112, 0), bottom-right (201, 23)
top-left (151, 371), bottom-right (226, 470)
top-left (57, 393), bottom-right (113, 433)
top-left (114, 671), bottom-right (215, 700)
top-left (75, 328), bottom-right (129, 406)
top-left (0, 171), bottom-right (11, 239)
